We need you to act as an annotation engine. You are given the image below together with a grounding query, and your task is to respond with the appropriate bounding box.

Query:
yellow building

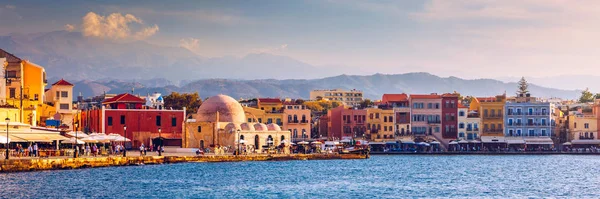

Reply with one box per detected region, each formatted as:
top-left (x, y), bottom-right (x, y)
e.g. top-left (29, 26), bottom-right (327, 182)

top-left (470, 94), bottom-right (506, 137)
top-left (44, 79), bottom-right (76, 128)
top-left (2, 50), bottom-right (49, 126)
top-left (366, 107), bottom-right (395, 141)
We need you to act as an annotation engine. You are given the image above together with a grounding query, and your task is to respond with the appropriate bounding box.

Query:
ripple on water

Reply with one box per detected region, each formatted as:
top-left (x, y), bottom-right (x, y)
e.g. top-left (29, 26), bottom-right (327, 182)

top-left (0, 155), bottom-right (599, 198)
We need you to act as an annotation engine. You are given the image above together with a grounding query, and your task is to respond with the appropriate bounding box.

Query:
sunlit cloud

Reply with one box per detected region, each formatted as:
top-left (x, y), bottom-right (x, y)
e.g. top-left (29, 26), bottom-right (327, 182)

top-left (64, 24), bottom-right (75, 32)
top-left (81, 12), bottom-right (159, 40)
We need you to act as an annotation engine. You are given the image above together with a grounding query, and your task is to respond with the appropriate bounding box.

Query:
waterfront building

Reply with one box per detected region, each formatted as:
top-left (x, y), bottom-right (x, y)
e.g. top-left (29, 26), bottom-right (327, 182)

top-left (44, 79), bottom-right (75, 128)
top-left (81, 93), bottom-right (186, 148)
top-left (470, 94), bottom-right (506, 146)
top-left (184, 95), bottom-right (290, 153)
top-left (457, 104), bottom-right (481, 141)
top-left (441, 93), bottom-right (459, 140)
top-left (381, 94), bottom-right (411, 138)
top-left (410, 94), bottom-right (442, 142)
top-left (366, 107), bottom-right (394, 141)
top-left (327, 106), bottom-right (367, 140)
top-left (1, 49), bottom-right (55, 126)
top-left (309, 89), bottom-right (363, 107)
top-left (504, 94), bottom-right (554, 147)
top-left (566, 102), bottom-right (600, 147)
top-left (282, 100), bottom-right (311, 142)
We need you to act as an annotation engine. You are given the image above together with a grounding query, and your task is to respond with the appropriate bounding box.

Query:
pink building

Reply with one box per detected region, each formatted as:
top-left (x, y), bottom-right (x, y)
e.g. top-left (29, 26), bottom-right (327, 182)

top-left (410, 94), bottom-right (442, 140)
top-left (328, 106), bottom-right (367, 140)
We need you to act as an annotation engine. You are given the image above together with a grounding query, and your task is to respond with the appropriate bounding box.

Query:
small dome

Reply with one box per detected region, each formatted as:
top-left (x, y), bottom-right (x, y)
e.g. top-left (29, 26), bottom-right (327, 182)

top-left (196, 95), bottom-right (246, 123)
top-left (254, 123), bottom-right (268, 131)
top-left (266, 123), bottom-right (281, 131)
top-left (240, 123), bottom-right (255, 131)
top-left (224, 123), bottom-right (241, 133)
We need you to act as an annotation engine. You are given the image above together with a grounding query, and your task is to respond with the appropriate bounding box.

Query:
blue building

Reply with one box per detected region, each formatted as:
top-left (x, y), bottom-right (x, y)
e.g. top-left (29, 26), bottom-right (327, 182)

top-left (504, 94), bottom-right (555, 148)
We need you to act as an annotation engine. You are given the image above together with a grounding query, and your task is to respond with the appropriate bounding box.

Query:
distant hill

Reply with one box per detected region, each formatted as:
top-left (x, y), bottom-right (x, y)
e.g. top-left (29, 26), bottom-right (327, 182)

top-left (0, 31), bottom-right (335, 81)
top-left (69, 72), bottom-right (581, 100)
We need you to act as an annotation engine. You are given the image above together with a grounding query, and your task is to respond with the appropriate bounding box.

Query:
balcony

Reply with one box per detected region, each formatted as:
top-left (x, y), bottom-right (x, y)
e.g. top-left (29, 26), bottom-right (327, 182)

top-left (427, 120), bottom-right (441, 124)
top-left (483, 115), bottom-right (502, 119)
top-left (579, 136), bottom-right (595, 140)
top-left (465, 128), bottom-right (479, 132)
top-left (483, 128), bottom-right (503, 133)
top-left (300, 120), bottom-right (308, 124)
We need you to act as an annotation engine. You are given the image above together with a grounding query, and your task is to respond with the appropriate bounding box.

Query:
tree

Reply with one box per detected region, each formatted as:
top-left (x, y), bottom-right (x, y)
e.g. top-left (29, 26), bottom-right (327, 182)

top-left (517, 77), bottom-right (529, 96)
top-left (164, 92), bottom-right (202, 115)
top-left (595, 93), bottom-right (600, 100)
top-left (579, 88), bottom-right (594, 103)
top-left (303, 100), bottom-right (341, 113)
top-left (359, 99), bottom-right (374, 108)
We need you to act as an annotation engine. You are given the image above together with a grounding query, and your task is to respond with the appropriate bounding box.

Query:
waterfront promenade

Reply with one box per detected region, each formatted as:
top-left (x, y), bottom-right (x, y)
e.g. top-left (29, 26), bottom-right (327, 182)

top-left (0, 151), bottom-right (367, 173)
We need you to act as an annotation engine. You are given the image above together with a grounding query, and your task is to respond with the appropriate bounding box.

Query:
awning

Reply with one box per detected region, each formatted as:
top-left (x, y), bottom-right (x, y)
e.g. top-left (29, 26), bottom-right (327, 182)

top-left (524, 137), bottom-right (554, 145)
top-left (10, 133), bottom-right (68, 142)
top-left (470, 140), bottom-right (481, 144)
top-left (449, 141), bottom-right (458, 145)
top-left (458, 140), bottom-right (469, 144)
top-left (400, 139), bottom-right (415, 144)
top-left (562, 142), bottom-right (572, 146)
top-left (369, 142), bottom-right (385, 145)
top-left (571, 140), bottom-right (600, 145)
top-left (481, 136), bottom-right (506, 143)
top-left (506, 137), bottom-right (525, 145)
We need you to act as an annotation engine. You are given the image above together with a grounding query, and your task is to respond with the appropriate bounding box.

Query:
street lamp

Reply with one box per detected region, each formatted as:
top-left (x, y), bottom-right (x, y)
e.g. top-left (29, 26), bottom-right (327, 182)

top-left (237, 129), bottom-right (241, 156)
top-left (123, 126), bottom-right (127, 157)
top-left (73, 121), bottom-right (79, 158)
top-left (158, 128), bottom-right (162, 156)
top-left (5, 117), bottom-right (9, 160)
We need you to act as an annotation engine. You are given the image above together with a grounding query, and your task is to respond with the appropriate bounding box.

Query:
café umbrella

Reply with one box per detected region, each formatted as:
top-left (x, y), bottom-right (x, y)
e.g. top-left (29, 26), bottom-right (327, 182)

top-left (298, 141), bottom-right (309, 145)
top-left (0, 135), bottom-right (10, 144)
top-left (62, 137), bottom-right (85, 145)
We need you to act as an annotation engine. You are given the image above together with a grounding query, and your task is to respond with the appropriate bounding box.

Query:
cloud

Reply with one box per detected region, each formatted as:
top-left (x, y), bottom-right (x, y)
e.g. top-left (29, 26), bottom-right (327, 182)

top-left (179, 38), bottom-right (200, 52)
top-left (250, 44), bottom-right (289, 54)
top-left (5, 5), bottom-right (15, 9)
top-left (81, 12), bottom-right (158, 40)
top-left (64, 24), bottom-right (75, 32)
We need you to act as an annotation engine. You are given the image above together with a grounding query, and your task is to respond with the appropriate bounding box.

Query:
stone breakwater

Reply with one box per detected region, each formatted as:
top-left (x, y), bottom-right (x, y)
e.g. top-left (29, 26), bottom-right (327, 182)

top-left (0, 153), bottom-right (367, 173)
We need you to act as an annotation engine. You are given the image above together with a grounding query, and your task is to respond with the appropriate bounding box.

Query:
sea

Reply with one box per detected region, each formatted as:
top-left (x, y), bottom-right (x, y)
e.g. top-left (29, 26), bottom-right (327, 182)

top-left (1, 155), bottom-right (599, 198)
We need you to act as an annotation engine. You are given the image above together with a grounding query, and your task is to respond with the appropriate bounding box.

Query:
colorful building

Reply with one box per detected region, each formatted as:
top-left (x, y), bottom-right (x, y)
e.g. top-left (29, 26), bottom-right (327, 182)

top-left (327, 106), bottom-right (367, 140)
top-left (504, 94), bottom-right (554, 147)
top-left (410, 94), bottom-right (442, 140)
top-left (470, 94), bottom-right (506, 137)
top-left (81, 93), bottom-right (186, 148)
top-left (457, 104), bottom-right (480, 140)
top-left (44, 79), bottom-right (75, 128)
top-left (366, 107), bottom-right (395, 141)
top-left (441, 93), bottom-right (459, 140)
top-left (184, 95), bottom-right (290, 153)
top-left (310, 89), bottom-right (363, 107)
top-left (381, 94), bottom-right (411, 138)
top-left (282, 101), bottom-right (311, 141)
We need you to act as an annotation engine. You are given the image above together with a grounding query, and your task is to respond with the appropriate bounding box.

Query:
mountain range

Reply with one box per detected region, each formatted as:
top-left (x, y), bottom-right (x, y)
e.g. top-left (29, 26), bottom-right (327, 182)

top-left (62, 73), bottom-right (580, 100)
top-left (0, 30), bottom-right (585, 100)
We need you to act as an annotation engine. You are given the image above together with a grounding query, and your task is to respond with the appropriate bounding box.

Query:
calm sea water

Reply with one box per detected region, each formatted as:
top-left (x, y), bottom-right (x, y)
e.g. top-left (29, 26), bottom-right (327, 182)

top-left (1, 155), bottom-right (599, 198)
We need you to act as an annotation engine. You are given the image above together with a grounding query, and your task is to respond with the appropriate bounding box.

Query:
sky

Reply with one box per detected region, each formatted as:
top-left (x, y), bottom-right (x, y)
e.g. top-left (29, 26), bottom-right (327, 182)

top-left (1, 0), bottom-right (600, 79)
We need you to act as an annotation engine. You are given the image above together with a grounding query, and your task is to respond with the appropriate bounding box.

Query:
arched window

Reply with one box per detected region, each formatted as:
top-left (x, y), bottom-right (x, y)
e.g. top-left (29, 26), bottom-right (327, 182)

top-left (377, 124), bottom-right (381, 130)
top-left (240, 135), bottom-right (244, 140)
top-left (281, 135), bottom-right (285, 141)
top-left (293, 115), bottom-right (298, 122)
top-left (301, 115), bottom-right (306, 122)
top-left (288, 115), bottom-right (292, 123)
top-left (254, 135), bottom-right (259, 149)
top-left (302, 129), bottom-right (307, 138)
top-left (293, 129), bottom-right (298, 138)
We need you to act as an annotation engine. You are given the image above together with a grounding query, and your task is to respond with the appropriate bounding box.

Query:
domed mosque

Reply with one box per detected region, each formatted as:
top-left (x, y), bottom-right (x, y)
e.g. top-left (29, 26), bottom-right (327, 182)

top-left (184, 94), bottom-right (291, 154)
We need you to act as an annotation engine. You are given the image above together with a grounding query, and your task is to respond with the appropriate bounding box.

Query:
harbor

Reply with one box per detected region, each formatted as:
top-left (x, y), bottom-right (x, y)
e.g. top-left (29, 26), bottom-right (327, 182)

top-left (0, 152), bottom-right (367, 173)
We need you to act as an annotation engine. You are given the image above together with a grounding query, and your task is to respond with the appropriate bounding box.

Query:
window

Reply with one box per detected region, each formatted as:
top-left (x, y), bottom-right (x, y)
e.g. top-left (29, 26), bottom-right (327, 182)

top-left (384, 126), bottom-right (388, 131)
top-left (120, 115), bottom-right (125, 124)
top-left (6, 71), bottom-right (17, 78)
top-left (258, 118), bottom-right (262, 123)
top-left (585, 123), bottom-right (590, 129)
top-left (197, 126), bottom-right (201, 132)
top-left (529, 129), bottom-right (535, 136)
top-left (276, 118), bottom-right (281, 125)
top-left (59, 103), bottom-right (69, 110)
top-left (384, 116), bottom-right (387, 122)
top-left (508, 129), bottom-right (514, 136)
top-left (61, 91), bottom-right (68, 98)
top-left (156, 116), bottom-right (162, 126)
top-left (34, 94), bottom-right (39, 100)
top-left (508, 119), bottom-right (513, 125)
top-left (108, 117), bottom-right (113, 126)
top-left (428, 103), bottom-right (432, 109)
top-left (574, 122), bottom-right (577, 128)
top-left (9, 88), bottom-right (15, 99)
top-left (459, 123), bottom-right (465, 129)
top-left (459, 111), bottom-right (465, 117)
top-left (172, 117), bottom-right (177, 126)
top-left (516, 129), bottom-right (521, 136)
top-left (267, 118), bottom-right (273, 124)
top-left (375, 113), bottom-right (380, 119)
top-left (541, 129), bottom-right (547, 136)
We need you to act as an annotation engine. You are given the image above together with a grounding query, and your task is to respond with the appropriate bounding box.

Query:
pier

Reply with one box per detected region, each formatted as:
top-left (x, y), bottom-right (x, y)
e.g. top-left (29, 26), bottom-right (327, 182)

top-left (0, 153), bottom-right (367, 173)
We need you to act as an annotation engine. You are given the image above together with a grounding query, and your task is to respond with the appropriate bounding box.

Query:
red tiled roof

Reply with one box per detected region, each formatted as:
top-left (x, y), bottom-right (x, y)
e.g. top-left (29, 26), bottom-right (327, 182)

top-left (52, 79), bottom-right (74, 86)
top-left (441, 93), bottom-right (459, 97)
top-left (381, 94), bottom-right (408, 103)
top-left (410, 94), bottom-right (441, 99)
top-left (258, 98), bottom-right (282, 103)
top-left (102, 93), bottom-right (145, 104)
top-left (458, 103), bottom-right (468, 108)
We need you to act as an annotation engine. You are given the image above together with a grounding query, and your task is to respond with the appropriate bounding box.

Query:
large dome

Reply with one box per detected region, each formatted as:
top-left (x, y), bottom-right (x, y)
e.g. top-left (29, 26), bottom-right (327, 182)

top-left (196, 95), bottom-right (246, 123)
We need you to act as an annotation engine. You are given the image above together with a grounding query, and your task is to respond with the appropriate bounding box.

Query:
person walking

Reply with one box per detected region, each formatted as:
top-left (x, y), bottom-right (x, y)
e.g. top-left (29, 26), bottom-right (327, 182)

top-left (139, 144), bottom-right (145, 156)
top-left (27, 144), bottom-right (33, 157)
top-left (33, 143), bottom-right (38, 157)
